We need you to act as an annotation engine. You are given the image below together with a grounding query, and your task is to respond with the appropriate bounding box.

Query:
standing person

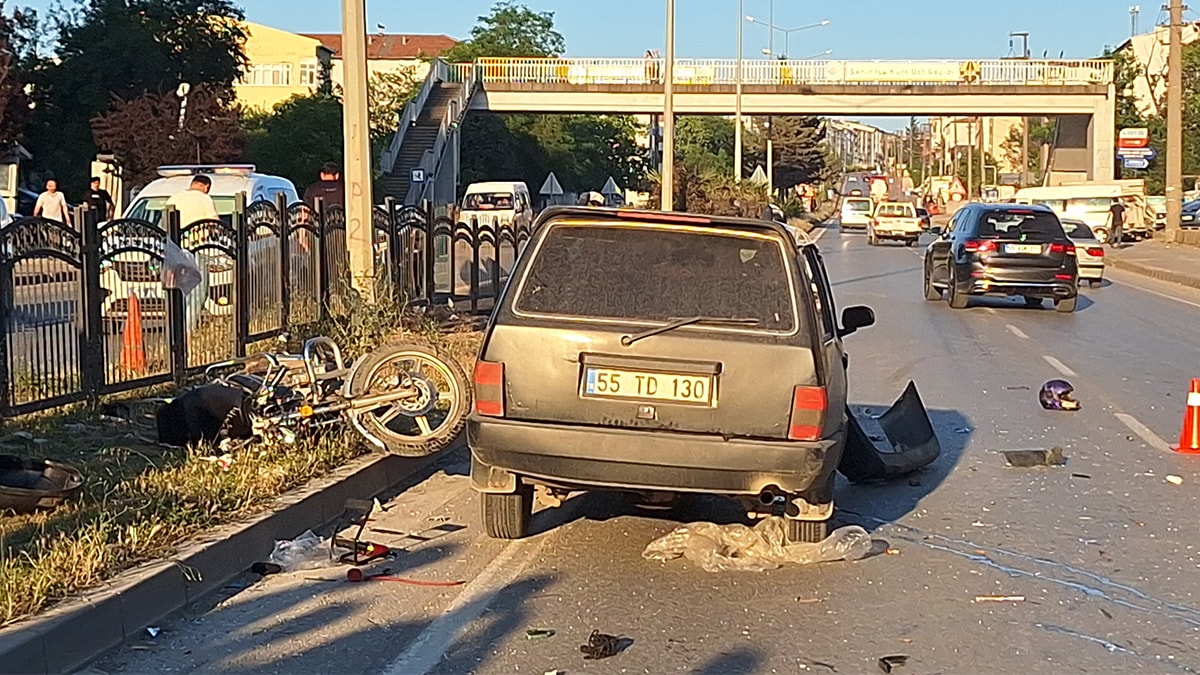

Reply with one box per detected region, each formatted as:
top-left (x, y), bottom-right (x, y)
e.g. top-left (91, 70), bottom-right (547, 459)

top-left (85, 177), bottom-right (115, 222)
top-left (1106, 198), bottom-right (1126, 249)
top-left (34, 179), bottom-right (71, 227)
top-left (302, 162), bottom-right (345, 210)
top-left (166, 175), bottom-right (218, 227)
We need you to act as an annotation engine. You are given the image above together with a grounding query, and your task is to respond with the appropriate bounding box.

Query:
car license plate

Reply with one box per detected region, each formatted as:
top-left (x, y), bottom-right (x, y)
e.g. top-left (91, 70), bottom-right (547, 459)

top-left (582, 367), bottom-right (714, 406)
top-left (1005, 244), bottom-right (1042, 254)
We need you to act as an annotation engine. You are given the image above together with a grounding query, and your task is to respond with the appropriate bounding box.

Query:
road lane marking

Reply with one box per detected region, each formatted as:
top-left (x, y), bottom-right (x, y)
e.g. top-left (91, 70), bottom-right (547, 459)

top-left (1042, 355), bottom-right (1077, 377)
top-left (1006, 324), bottom-right (1029, 339)
top-left (382, 535), bottom-right (548, 675)
top-left (1112, 275), bottom-right (1200, 310)
top-left (1115, 412), bottom-right (1173, 453)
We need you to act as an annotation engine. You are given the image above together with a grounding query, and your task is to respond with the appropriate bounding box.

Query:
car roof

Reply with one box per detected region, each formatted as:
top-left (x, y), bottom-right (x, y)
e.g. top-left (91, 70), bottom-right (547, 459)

top-left (533, 206), bottom-right (810, 247)
top-left (464, 181), bottom-right (527, 193)
top-left (132, 174), bottom-right (295, 199)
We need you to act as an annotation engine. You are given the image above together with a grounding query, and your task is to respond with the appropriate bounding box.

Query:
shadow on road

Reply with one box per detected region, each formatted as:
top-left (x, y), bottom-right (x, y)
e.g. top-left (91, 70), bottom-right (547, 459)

top-left (692, 647), bottom-right (765, 674)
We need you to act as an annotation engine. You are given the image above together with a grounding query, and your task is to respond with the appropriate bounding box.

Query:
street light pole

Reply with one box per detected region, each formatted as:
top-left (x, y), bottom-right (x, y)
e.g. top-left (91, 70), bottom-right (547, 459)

top-left (341, 0), bottom-right (374, 299)
top-left (662, 0), bottom-right (676, 211)
top-left (734, 0), bottom-right (743, 182)
top-left (1166, 0), bottom-right (1183, 233)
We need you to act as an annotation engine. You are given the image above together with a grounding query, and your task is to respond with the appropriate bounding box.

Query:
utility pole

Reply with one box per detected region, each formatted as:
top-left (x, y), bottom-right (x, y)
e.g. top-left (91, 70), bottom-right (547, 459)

top-left (662, 0), bottom-right (676, 210)
top-left (1167, 0), bottom-right (1184, 234)
top-left (979, 117), bottom-right (986, 191)
top-left (734, 0), bottom-right (743, 182)
top-left (1130, 5), bottom-right (1141, 37)
top-left (1021, 117), bottom-right (1030, 186)
top-left (967, 119), bottom-right (974, 199)
top-left (341, 0), bottom-right (374, 300)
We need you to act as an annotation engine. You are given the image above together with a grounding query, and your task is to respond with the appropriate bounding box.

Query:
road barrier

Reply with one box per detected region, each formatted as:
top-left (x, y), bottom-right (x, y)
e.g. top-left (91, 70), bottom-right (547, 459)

top-left (0, 199), bottom-right (528, 418)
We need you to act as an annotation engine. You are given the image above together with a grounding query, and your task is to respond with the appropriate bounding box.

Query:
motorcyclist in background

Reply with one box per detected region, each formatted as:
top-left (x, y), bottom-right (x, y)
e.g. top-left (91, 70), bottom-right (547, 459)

top-left (577, 191), bottom-right (605, 207)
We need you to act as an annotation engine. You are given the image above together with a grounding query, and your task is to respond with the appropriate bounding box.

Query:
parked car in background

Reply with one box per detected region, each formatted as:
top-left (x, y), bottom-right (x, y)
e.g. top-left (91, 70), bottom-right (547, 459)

top-left (840, 197), bottom-right (873, 230)
top-left (1060, 218), bottom-right (1105, 287)
top-left (1146, 195), bottom-right (1167, 230)
top-left (1182, 199), bottom-right (1200, 229)
top-left (916, 207), bottom-right (931, 230)
top-left (868, 201), bottom-right (922, 246)
top-left (923, 203), bottom-right (1079, 313)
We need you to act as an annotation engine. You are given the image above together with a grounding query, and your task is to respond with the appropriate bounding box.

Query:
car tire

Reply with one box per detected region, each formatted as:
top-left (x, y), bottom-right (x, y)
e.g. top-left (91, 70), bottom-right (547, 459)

top-left (905, 239), bottom-right (916, 247)
top-left (481, 484), bottom-right (534, 540)
top-left (788, 518), bottom-right (829, 544)
top-left (1094, 227), bottom-right (1110, 245)
top-left (1055, 294), bottom-right (1078, 313)
top-left (947, 268), bottom-right (969, 309)
top-left (923, 268), bottom-right (941, 301)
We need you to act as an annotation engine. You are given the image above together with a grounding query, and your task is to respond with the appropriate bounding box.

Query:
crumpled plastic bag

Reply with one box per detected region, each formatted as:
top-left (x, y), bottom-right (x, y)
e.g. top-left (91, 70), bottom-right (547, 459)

top-left (266, 529), bottom-right (334, 572)
top-left (161, 238), bottom-right (203, 295)
top-left (642, 516), bottom-right (873, 572)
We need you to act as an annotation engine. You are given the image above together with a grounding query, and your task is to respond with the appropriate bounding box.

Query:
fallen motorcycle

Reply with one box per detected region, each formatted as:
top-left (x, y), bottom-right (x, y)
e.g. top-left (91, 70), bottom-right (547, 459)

top-left (158, 336), bottom-right (470, 456)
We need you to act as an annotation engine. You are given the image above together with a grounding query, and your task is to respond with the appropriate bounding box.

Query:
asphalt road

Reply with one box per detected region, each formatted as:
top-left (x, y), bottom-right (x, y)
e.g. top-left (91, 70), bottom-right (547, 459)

top-left (93, 222), bottom-right (1200, 675)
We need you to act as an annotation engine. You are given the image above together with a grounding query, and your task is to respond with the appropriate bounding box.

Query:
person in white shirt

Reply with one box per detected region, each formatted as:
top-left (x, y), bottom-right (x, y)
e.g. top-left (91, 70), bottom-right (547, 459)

top-left (34, 179), bottom-right (71, 226)
top-left (165, 175), bottom-right (218, 226)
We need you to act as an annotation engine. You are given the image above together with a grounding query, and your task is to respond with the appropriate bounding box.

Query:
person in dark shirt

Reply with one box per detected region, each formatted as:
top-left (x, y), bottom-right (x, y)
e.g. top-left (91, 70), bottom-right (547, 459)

top-left (303, 162), bottom-right (345, 210)
top-left (1107, 199), bottom-right (1126, 249)
top-left (85, 177), bottom-right (115, 221)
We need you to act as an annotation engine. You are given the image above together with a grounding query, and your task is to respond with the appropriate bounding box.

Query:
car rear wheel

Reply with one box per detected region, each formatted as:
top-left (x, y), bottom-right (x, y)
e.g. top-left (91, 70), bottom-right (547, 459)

top-left (905, 239), bottom-right (916, 247)
top-left (481, 484), bottom-right (534, 539)
top-left (923, 268), bottom-right (941, 301)
top-left (947, 268), bottom-right (969, 309)
top-left (787, 518), bottom-right (829, 544)
top-left (1055, 295), bottom-right (1078, 313)
top-left (1093, 227), bottom-right (1110, 244)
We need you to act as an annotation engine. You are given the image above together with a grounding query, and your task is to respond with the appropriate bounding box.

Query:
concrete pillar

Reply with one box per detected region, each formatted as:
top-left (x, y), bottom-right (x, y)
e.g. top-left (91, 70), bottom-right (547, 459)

top-left (1090, 83), bottom-right (1117, 182)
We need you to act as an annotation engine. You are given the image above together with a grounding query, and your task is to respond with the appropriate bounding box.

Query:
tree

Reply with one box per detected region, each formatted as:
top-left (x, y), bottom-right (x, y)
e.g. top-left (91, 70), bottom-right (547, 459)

top-left (443, 1), bottom-right (565, 61)
top-left (24, 0), bottom-right (248, 189)
top-left (747, 116), bottom-right (833, 191)
top-left (91, 84), bottom-right (243, 186)
top-left (243, 93), bottom-right (343, 189)
top-left (0, 8), bottom-right (31, 146)
top-left (676, 116), bottom-right (736, 173)
top-left (368, 67), bottom-right (421, 149)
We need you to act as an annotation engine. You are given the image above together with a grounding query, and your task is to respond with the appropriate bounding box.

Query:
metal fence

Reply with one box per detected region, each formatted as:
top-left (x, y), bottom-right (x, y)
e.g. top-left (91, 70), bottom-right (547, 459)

top-left (0, 196), bottom-right (531, 417)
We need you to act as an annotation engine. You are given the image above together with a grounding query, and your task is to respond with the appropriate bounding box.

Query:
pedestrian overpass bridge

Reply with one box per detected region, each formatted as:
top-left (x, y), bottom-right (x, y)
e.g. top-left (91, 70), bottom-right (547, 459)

top-left (382, 58), bottom-right (1116, 204)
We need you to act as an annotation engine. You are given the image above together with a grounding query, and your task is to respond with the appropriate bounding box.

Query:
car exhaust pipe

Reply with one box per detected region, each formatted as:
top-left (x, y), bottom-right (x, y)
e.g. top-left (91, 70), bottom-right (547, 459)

top-left (758, 487), bottom-right (785, 506)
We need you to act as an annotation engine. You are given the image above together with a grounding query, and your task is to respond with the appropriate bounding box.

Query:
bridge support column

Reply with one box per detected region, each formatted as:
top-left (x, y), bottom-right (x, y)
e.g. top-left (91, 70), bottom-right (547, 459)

top-left (1090, 84), bottom-right (1116, 182)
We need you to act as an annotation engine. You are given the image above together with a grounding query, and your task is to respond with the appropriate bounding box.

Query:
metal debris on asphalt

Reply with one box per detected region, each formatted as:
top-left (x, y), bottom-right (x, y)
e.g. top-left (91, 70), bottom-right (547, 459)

top-left (1166, 475), bottom-right (1184, 485)
top-left (580, 630), bottom-right (622, 660)
top-left (525, 628), bottom-right (556, 640)
top-left (146, 627), bottom-right (161, 638)
top-left (1001, 446), bottom-right (1067, 467)
top-left (877, 654), bottom-right (909, 673)
top-left (1071, 473), bottom-right (1092, 479)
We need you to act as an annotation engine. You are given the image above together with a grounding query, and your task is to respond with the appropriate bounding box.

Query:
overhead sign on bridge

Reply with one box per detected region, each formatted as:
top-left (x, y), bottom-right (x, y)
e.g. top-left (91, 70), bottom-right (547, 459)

top-left (828, 61), bottom-right (962, 83)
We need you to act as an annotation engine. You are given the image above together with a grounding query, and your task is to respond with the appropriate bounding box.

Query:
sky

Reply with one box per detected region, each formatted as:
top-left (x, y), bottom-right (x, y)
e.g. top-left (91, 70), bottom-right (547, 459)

top-left (18, 0), bottom-right (1191, 129)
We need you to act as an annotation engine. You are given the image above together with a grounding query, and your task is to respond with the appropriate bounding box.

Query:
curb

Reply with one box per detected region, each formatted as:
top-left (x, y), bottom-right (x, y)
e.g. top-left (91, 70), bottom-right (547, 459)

top-left (1106, 255), bottom-right (1200, 292)
top-left (0, 449), bottom-right (449, 675)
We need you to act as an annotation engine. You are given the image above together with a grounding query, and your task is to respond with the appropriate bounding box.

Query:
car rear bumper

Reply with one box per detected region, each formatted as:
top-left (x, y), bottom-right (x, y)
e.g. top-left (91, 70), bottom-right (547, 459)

top-left (1077, 262), bottom-right (1104, 279)
top-left (468, 415), bottom-right (842, 497)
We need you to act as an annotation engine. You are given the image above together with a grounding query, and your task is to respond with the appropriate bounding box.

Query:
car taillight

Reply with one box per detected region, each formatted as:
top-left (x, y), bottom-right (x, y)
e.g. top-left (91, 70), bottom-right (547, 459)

top-left (963, 240), bottom-right (996, 253)
top-left (788, 386), bottom-right (827, 441)
top-left (1050, 242), bottom-right (1076, 255)
top-left (473, 361), bottom-right (505, 417)
top-left (1087, 247), bottom-right (1104, 257)
top-left (1055, 273), bottom-right (1075, 280)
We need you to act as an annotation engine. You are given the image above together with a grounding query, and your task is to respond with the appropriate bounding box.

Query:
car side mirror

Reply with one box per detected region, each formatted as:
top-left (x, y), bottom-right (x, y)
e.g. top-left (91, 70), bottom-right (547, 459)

top-left (928, 226), bottom-right (944, 236)
top-left (839, 305), bottom-right (875, 337)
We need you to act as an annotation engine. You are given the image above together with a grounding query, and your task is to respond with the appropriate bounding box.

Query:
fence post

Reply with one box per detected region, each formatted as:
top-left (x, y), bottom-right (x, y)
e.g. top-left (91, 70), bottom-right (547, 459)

top-left (233, 192), bottom-right (250, 358)
top-left (79, 205), bottom-right (105, 403)
top-left (0, 221), bottom-right (12, 417)
top-left (276, 192), bottom-right (291, 335)
top-left (166, 206), bottom-right (188, 386)
top-left (424, 202), bottom-right (436, 305)
top-left (384, 197), bottom-right (403, 305)
top-left (314, 197), bottom-right (327, 323)
top-left (469, 216), bottom-right (481, 314)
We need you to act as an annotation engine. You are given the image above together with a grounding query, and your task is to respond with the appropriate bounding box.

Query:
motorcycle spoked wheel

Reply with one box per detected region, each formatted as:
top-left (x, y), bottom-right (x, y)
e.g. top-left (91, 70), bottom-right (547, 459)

top-left (345, 342), bottom-right (471, 456)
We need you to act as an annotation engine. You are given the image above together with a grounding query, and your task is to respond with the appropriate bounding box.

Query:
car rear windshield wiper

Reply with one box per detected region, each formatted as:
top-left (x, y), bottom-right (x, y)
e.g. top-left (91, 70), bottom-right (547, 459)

top-left (620, 316), bottom-right (760, 347)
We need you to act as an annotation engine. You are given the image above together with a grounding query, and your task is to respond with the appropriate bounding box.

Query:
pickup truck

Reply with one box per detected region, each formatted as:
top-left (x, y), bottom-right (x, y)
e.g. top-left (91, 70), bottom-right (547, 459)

top-left (868, 201), bottom-right (923, 247)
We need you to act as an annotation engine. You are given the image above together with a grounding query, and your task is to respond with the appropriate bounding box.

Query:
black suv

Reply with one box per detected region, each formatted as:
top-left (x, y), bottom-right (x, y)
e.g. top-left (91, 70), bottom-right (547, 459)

top-left (923, 203), bottom-right (1079, 312)
top-left (468, 207), bottom-right (876, 542)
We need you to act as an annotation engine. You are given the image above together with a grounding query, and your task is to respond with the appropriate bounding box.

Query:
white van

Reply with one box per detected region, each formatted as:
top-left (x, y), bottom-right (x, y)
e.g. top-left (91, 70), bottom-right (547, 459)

top-left (459, 181), bottom-right (533, 230)
top-left (1013, 182), bottom-right (1147, 244)
top-left (101, 165), bottom-right (299, 325)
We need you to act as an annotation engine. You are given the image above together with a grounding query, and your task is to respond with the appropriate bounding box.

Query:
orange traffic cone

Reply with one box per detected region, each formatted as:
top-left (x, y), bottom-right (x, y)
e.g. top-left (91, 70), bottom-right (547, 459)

top-left (120, 293), bottom-right (147, 375)
top-left (1177, 378), bottom-right (1200, 454)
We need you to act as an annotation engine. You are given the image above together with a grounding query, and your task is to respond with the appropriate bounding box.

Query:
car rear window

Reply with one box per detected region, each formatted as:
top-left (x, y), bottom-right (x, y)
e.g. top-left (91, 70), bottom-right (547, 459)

top-left (1061, 220), bottom-right (1095, 239)
top-left (846, 200), bottom-right (871, 212)
top-left (976, 210), bottom-right (1065, 242)
top-left (876, 203), bottom-right (914, 217)
top-left (514, 223), bottom-right (797, 332)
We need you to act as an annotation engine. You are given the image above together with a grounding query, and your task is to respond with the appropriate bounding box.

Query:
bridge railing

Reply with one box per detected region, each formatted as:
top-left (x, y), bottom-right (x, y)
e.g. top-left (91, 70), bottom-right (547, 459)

top-left (448, 58), bottom-right (1113, 87)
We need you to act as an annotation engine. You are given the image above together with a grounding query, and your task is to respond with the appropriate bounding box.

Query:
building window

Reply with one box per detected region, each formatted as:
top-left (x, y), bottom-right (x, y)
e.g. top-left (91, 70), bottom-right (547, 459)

top-left (299, 61), bottom-right (321, 88)
top-left (244, 64), bottom-right (293, 86)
